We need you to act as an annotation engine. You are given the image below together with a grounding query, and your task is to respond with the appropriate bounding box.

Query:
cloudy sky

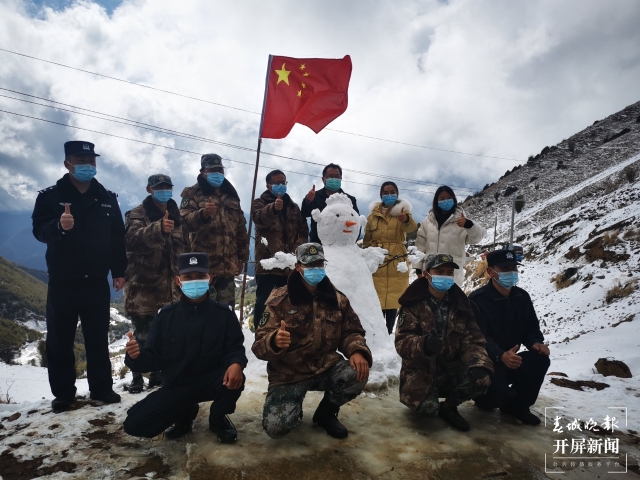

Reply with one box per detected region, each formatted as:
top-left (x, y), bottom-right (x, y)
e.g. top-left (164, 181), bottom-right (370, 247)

top-left (1, 0), bottom-right (639, 219)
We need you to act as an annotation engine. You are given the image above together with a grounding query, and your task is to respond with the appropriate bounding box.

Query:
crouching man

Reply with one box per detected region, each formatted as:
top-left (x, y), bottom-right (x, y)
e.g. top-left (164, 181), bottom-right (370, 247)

top-left (395, 254), bottom-right (493, 431)
top-left (252, 243), bottom-right (372, 439)
top-left (123, 252), bottom-right (247, 442)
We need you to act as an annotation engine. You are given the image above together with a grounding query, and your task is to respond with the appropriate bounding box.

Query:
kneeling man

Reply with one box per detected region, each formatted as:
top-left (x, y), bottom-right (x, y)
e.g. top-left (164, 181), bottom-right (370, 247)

top-left (395, 254), bottom-right (493, 431)
top-left (123, 252), bottom-right (247, 442)
top-left (252, 243), bottom-right (372, 439)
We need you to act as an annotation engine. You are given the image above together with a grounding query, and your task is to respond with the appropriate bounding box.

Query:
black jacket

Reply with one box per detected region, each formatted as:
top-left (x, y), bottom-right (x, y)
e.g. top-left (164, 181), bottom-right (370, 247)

top-left (31, 174), bottom-right (127, 280)
top-left (125, 296), bottom-right (247, 387)
top-left (469, 282), bottom-right (544, 365)
top-left (300, 187), bottom-right (359, 243)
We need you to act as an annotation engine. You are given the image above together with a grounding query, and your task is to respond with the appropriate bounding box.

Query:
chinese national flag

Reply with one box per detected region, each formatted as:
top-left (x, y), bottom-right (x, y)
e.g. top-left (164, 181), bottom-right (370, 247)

top-left (260, 55), bottom-right (352, 139)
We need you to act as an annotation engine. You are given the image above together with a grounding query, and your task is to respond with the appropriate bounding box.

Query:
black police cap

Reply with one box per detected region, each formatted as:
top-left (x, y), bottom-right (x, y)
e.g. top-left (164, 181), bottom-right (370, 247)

top-left (486, 249), bottom-right (523, 268)
top-left (64, 141), bottom-right (100, 157)
top-left (178, 252), bottom-right (209, 274)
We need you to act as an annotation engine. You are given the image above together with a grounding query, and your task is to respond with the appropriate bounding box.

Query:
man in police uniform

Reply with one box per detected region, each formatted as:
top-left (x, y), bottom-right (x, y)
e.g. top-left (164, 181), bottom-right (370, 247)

top-left (252, 243), bottom-right (371, 439)
top-left (32, 141), bottom-right (127, 411)
top-left (179, 154), bottom-right (248, 308)
top-left (395, 254), bottom-right (493, 431)
top-left (123, 174), bottom-right (189, 394)
top-left (123, 252), bottom-right (247, 442)
top-left (470, 249), bottom-right (550, 426)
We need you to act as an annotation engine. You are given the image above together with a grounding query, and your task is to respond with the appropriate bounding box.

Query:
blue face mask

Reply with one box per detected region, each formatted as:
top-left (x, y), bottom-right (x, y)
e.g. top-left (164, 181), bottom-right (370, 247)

top-left (302, 267), bottom-right (326, 286)
top-left (153, 190), bottom-right (172, 204)
top-left (180, 279), bottom-right (210, 299)
top-left (496, 271), bottom-right (519, 289)
top-left (381, 194), bottom-right (397, 207)
top-left (69, 163), bottom-right (97, 183)
top-left (271, 184), bottom-right (287, 196)
top-left (429, 274), bottom-right (455, 292)
top-left (325, 178), bottom-right (341, 191)
top-left (438, 199), bottom-right (455, 211)
top-left (206, 172), bottom-right (225, 187)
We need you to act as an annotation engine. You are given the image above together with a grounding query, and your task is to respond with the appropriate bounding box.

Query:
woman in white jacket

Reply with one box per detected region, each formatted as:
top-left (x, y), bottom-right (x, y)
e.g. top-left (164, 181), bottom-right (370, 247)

top-left (413, 185), bottom-right (486, 286)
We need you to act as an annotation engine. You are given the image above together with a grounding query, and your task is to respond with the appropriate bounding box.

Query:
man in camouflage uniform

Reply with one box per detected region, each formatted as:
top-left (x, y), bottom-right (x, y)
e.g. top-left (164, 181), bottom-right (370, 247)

top-left (395, 253), bottom-right (493, 431)
top-left (124, 174), bottom-right (189, 393)
top-left (252, 169), bottom-right (308, 330)
top-left (252, 243), bottom-right (372, 439)
top-left (179, 154), bottom-right (248, 307)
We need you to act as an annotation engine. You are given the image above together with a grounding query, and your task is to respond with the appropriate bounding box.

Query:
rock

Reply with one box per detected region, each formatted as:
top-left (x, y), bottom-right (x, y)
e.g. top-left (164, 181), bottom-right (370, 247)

top-left (595, 275), bottom-right (605, 279)
top-left (7, 412), bottom-right (21, 422)
top-left (550, 378), bottom-right (609, 391)
top-left (547, 372), bottom-right (568, 377)
top-left (595, 358), bottom-right (632, 378)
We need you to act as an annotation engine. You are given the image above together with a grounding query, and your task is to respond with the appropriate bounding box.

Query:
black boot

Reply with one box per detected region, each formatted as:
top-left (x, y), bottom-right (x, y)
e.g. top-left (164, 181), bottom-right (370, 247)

top-left (165, 403), bottom-right (199, 440)
top-left (312, 398), bottom-right (348, 439)
top-left (500, 405), bottom-right (541, 425)
top-left (127, 372), bottom-right (144, 394)
top-left (209, 415), bottom-right (237, 443)
top-left (148, 371), bottom-right (163, 388)
top-left (51, 397), bottom-right (75, 412)
top-left (438, 401), bottom-right (470, 431)
top-left (90, 390), bottom-right (121, 404)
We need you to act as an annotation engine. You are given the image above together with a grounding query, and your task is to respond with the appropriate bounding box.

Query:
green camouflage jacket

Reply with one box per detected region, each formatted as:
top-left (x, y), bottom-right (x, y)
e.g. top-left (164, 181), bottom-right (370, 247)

top-left (124, 196), bottom-right (189, 317)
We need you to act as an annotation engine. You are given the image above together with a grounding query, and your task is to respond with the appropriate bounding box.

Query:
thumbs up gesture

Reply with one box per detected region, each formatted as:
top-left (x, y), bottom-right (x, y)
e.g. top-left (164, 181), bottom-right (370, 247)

top-left (274, 321), bottom-right (291, 350)
top-left (456, 210), bottom-right (467, 228)
top-left (398, 207), bottom-right (408, 224)
top-left (60, 203), bottom-right (74, 230)
top-left (161, 210), bottom-right (174, 233)
top-left (306, 184), bottom-right (316, 202)
top-left (501, 344), bottom-right (522, 369)
top-left (125, 331), bottom-right (140, 359)
top-left (274, 193), bottom-right (283, 211)
top-left (202, 196), bottom-right (217, 219)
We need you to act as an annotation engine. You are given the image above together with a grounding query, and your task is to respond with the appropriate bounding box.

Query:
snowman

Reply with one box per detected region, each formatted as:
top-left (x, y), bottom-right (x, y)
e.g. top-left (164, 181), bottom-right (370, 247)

top-left (309, 193), bottom-right (400, 389)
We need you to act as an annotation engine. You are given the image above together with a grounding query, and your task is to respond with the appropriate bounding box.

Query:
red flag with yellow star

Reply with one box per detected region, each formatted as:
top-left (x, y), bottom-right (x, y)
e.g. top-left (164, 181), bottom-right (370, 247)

top-left (260, 55), bottom-right (352, 139)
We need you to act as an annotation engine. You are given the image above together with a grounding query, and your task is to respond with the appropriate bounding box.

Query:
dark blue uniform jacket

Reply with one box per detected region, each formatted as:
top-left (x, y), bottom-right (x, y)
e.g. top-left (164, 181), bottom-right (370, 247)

top-left (31, 174), bottom-right (127, 280)
top-left (469, 282), bottom-right (544, 365)
top-left (125, 297), bottom-right (248, 387)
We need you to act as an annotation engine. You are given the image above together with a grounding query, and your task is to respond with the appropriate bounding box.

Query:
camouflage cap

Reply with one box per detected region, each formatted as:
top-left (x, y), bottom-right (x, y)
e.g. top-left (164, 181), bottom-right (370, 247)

top-left (147, 173), bottom-right (174, 188)
top-left (201, 153), bottom-right (224, 168)
top-left (296, 242), bottom-right (325, 264)
top-left (423, 253), bottom-right (460, 271)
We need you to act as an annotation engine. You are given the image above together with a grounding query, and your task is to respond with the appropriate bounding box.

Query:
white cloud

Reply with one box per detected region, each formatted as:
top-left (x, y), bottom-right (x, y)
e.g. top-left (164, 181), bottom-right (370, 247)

top-left (0, 0), bottom-right (639, 221)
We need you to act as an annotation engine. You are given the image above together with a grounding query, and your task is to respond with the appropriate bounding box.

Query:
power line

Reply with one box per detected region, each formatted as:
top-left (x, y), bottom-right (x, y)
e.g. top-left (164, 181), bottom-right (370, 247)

top-left (0, 108), bottom-right (476, 195)
top-left (0, 47), bottom-right (524, 163)
top-left (0, 88), bottom-right (480, 192)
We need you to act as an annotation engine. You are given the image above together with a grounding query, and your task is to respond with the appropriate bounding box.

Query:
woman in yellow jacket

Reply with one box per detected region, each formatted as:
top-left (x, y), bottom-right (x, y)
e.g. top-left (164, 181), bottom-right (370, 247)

top-left (363, 182), bottom-right (418, 334)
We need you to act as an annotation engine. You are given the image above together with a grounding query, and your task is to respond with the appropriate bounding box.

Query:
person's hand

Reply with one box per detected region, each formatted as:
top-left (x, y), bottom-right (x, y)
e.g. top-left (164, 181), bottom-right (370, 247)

top-left (223, 363), bottom-right (243, 390)
top-left (202, 196), bottom-right (217, 219)
top-left (456, 211), bottom-right (467, 228)
top-left (274, 321), bottom-right (291, 350)
top-left (274, 193), bottom-right (283, 211)
top-left (125, 331), bottom-right (140, 359)
top-left (349, 352), bottom-right (369, 382)
top-left (113, 277), bottom-right (126, 292)
top-left (237, 261), bottom-right (244, 275)
top-left (60, 203), bottom-right (74, 230)
top-left (305, 184), bottom-right (316, 202)
top-left (532, 343), bottom-right (550, 356)
top-left (424, 328), bottom-right (444, 356)
top-left (397, 207), bottom-right (408, 224)
top-left (501, 345), bottom-right (522, 369)
top-left (161, 210), bottom-right (174, 233)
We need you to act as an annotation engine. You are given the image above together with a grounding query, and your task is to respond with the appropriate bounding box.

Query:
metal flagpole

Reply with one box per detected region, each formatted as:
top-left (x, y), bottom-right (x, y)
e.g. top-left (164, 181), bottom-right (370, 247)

top-left (239, 55), bottom-right (273, 325)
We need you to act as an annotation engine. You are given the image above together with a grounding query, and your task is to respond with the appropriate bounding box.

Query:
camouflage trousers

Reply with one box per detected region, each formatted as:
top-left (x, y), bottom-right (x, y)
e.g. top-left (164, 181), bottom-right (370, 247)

top-left (262, 360), bottom-right (366, 438)
top-left (417, 364), bottom-right (490, 416)
top-left (208, 275), bottom-right (236, 308)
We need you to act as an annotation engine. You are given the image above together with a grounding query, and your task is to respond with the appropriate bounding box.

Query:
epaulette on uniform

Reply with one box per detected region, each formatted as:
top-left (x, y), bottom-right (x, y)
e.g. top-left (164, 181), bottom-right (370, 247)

top-left (157, 302), bottom-right (178, 314)
top-left (266, 286), bottom-right (288, 306)
top-left (38, 185), bottom-right (57, 194)
top-left (214, 300), bottom-right (233, 312)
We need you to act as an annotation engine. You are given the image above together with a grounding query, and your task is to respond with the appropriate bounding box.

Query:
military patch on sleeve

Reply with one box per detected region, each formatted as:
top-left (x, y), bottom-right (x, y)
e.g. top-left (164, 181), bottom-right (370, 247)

top-left (180, 197), bottom-right (190, 208)
top-left (397, 312), bottom-right (406, 327)
top-left (259, 311), bottom-right (270, 327)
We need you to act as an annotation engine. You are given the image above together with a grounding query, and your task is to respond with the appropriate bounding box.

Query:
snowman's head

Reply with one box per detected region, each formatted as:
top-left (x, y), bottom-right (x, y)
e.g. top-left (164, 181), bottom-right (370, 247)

top-left (312, 193), bottom-right (367, 245)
